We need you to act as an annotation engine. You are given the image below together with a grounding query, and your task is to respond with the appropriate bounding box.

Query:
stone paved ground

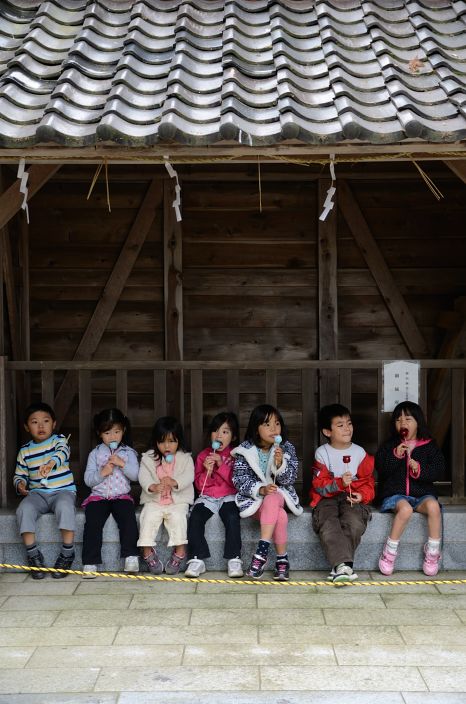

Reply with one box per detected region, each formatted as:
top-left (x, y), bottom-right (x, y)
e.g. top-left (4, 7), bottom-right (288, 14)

top-left (1, 569), bottom-right (466, 703)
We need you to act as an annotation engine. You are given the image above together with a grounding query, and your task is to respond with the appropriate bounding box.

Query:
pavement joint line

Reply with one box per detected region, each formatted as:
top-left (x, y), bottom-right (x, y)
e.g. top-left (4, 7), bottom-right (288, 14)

top-left (1, 563), bottom-right (465, 587)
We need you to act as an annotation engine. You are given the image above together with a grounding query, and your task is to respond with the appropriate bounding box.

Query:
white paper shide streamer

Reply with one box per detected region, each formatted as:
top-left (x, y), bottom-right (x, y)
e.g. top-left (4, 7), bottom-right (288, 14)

top-left (164, 155), bottom-right (182, 222)
top-left (319, 154), bottom-right (336, 222)
top-left (17, 158), bottom-right (30, 223)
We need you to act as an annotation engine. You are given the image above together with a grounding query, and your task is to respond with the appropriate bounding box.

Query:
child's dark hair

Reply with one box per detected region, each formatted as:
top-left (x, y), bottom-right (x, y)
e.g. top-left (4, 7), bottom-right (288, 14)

top-left (244, 404), bottom-right (288, 445)
top-left (206, 411), bottom-right (239, 448)
top-left (23, 401), bottom-right (56, 424)
top-left (149, 416), bottom-right (187, 460)
top-left (318, 404), bottom-right (351, 434)
top-left (93, 408), bottom-right (132, 447)
top-left (389, 401), bottom-right (431, 441)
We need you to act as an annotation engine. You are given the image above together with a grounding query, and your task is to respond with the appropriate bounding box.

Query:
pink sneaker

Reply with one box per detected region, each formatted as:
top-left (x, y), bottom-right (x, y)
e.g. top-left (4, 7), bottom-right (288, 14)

top-left (379, 543), bottom-right (397, 576)
top-left (423, 544), bottom-right (441, 576)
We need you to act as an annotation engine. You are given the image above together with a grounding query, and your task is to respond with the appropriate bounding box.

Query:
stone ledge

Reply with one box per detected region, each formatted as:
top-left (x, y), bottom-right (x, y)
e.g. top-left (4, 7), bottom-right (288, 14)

top-left (0, 507), bottom-right (465, 572)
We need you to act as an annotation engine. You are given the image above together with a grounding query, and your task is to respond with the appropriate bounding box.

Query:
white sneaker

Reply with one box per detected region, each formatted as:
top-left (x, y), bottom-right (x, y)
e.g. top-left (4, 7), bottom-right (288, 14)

top-left (82, 564), bottom-right (98, 579)
top-left (227, 557), bottom-right (244, 578)
top-left (333, 563), bottom-right (358, 583)
top-left (124, 556), bottom-right (140, 573)
top-left (184, 558), bottom-right (206, 578)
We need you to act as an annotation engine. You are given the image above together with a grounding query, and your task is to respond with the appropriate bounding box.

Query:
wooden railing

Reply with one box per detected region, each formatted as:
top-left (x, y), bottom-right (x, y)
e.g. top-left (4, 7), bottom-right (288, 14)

top-left (1, 358), bottom-right (465, 507)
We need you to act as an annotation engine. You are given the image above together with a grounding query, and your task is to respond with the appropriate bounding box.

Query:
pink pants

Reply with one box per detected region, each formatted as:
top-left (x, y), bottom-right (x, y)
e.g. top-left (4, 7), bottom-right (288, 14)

top-left (254, 492), bottom-right (288, 545)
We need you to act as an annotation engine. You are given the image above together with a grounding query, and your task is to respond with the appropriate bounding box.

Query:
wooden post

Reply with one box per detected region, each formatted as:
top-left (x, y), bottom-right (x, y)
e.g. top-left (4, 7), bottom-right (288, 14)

top-left (190, 369), bottom-right (203, 455)
top-left (164, 179), bottom-right (184, 421)
top-left (451, 369), bottom-right (465, 500)
top-left (301, 368), bottom-right (316, 500)
top-left (227, 370), bottom-right (240, 419)
top-left (318, 178), bottom-right (339, 406)
top-left (0, 356), bottom-right (8, 507)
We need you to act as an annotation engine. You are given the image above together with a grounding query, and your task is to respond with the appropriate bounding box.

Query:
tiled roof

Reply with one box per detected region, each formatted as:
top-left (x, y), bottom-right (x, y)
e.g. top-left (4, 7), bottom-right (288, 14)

top-left (0, 0), bottom-right (465, 148)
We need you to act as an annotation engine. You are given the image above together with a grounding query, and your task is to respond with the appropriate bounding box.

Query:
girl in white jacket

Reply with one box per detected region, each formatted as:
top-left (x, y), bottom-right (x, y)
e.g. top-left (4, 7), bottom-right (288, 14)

top-left (138, 417), bottom-right (194, 575)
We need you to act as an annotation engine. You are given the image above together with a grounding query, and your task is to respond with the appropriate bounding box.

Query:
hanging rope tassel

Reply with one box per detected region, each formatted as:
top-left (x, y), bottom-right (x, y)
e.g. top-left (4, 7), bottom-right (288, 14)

top-left (411, 159), bottom-right (444, 201)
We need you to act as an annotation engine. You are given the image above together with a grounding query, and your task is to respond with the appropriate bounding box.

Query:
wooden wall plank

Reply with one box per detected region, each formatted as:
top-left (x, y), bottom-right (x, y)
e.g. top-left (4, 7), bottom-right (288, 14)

top-left (78, 370), bottom-right (92, 473)
top-left (339, 180), bottom-right (429, 359)
top-left (53, 179), bottom-right (162, 425)
top-left (116, 369), bottom-right (128, 416)
top-left (451, 369), bottom-right (465, 498)
top-left (190, 369), bottom-right (203, 455)
top-left (227, 370), bottom-right (240, 419)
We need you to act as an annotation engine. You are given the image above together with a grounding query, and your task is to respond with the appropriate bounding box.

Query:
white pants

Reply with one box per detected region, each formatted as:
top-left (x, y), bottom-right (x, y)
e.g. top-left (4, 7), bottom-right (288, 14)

top-left (137, 502), bottom-right (189, 548)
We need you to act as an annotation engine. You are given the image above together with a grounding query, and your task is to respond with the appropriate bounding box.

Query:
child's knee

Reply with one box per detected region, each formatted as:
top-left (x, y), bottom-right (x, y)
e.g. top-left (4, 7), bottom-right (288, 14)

top-left (424, 498), bottom-right (441, 517)
top-left (395, 501), bottom-right (413, 520)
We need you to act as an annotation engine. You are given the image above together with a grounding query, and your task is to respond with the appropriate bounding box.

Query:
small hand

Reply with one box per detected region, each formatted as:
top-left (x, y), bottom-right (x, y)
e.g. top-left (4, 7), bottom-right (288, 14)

top-left (347, 491), bottom-right (362, 505)
top-left (395, 443), bottom-right (409, 458)
top-left (274, 447), bottom-right (283, 468)
top-left (100, 462), bottom-right (114, 478)
top-left (160, 476), bottom-right (177, 489)
top-left (17, 480), bottom-right (29, 496)
top-left (260, 483), bottom-right (277, 496)
top-left (341, 470), bottom-right (353, 487)
top-left (110, 454), bottom-right (125, 469)
top-left (409, 458), bottom-right (420, 475)
top-left (148, 483), bottom-right (161, 493)
top-left (203, 457), bottom-right (215, 475)
top-left (38, 460), bottom-right (55, 478)
top-left (209, 452), bottom-right (222, 467)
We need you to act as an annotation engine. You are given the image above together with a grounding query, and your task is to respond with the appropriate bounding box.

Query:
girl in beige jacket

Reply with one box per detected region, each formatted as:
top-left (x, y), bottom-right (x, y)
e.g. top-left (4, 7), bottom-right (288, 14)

top-left (138, 417), bottom-right (194, 574)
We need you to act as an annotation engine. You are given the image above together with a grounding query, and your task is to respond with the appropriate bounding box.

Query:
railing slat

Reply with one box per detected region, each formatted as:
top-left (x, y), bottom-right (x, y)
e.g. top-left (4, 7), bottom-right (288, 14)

top-left (451, 369), bottom-right (465, 499)
top-left (41, 370), bottom-right (54, 407)
top-left (153, 370), bottom-right (167, 420)
top-left (116, 370), bottom-right (128, 416)
top-left (339, 369), bottom-right (352, 409)
top-left (302, 368), bottom-right (316, 499)
top-left (78, 371), bottom-right (92, 470)
top-left (266, 369), bottom-right (277, 407)
top-left (190, 370), bottom-right (203, 456)
top-left (227, 370), bottom-right (240, 419)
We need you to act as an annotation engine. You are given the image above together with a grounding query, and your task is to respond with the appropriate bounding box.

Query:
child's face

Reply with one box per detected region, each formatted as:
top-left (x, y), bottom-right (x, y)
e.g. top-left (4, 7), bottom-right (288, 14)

top-left (395, 411), bottom-right (418, 441)
top-left (211, 422), bottom-right (233, 450)
top-left (100, 423), bottom-right (124, 447)
top-left (257, 414), bottom-right (281, 448)
top-left (324, 415), bottom-right (353, 449)
top-left (157, 433), bottom-right (179, 456)
top-left (25, 411), bottom-right (56, 443)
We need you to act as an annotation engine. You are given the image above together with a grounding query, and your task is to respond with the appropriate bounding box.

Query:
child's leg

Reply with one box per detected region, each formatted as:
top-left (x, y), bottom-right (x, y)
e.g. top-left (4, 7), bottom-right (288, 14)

top-left (415, 498), bottom-right (441, 539)
top-left (16, 493), bottom-right (48, 546)
top-left (137, 503), bottom-right (164, 558)
top-left (82, 501), bottom-right (112, 564)
top-left (187, 503), bottom-right (213, 560)
top-left (389, 499), bottom-right (414, 540)
top-left (111, 500), bottom-right (139, 558)
top-left (165, 504), bottom-right (188, 558)
top-left (312, 497), bottom-right (348, 568)
top-left (218, 501), bottom-right (242, 560)
top-left (258, 493), bottom-right (285, 542)
top-left (339, 501), bottom-right (370, 561)
top-left (270, 500), bottom-right (288, 555)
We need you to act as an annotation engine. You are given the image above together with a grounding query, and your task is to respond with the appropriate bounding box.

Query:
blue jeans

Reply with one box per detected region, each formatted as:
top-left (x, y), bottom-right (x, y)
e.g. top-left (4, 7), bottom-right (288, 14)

top-left (380, 494), bottom-right (438, 513)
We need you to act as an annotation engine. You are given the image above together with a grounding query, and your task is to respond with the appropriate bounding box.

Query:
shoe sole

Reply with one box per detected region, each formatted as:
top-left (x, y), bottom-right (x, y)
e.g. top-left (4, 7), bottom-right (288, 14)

top-left (273, 575), bottom-right (289, 581)
top-left (185, 569), bottom-right (206, 578)
top-left (333, 574), bottom-right (358, 583)
top-left (228, 572), bottom-right (244, 578)
top-left (82, 573), bottom-right (97, 579)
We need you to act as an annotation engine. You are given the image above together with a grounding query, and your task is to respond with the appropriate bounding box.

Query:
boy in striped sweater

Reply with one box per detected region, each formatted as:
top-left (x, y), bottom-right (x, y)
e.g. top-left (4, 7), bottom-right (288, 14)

top-left (14, 402), bottom-right (76, 579)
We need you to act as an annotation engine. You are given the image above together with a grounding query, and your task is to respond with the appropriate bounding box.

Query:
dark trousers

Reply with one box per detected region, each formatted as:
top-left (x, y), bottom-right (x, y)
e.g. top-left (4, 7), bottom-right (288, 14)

top-left (82, 499), bottom-right (139, 564)
top-left (187, 501), bottom-right (242, 561)
top-left (312, 494), bottom-right (371, 568)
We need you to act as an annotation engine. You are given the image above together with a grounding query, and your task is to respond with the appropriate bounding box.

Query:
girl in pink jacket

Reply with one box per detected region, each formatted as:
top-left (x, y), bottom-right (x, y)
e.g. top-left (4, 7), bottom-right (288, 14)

top-left (185, 412), bottom-right (243, 579)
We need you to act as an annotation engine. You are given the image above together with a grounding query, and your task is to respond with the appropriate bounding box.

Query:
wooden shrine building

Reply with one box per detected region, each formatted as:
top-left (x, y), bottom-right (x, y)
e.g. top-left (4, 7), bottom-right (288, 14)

top-left (0, 0), bottom-right (465, 507)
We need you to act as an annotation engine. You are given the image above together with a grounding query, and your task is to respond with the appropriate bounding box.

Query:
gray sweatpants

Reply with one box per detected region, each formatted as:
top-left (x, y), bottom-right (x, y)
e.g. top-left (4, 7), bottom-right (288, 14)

top-left (16, 491), bottom-right (76, 535)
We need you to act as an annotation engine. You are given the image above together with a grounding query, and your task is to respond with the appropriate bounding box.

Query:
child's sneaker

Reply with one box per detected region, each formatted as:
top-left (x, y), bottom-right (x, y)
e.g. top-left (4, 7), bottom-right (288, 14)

top-left (27, 550), bottom-right (46, 580)
top-left (82, 564), bottom-right (98, 579)
top-left (333, 563), bottom-right (358, 583)
top-left (245, 554), bottom-right (266, 579)
top-left (144, 549), bottom-right (163, 575)
top-left (51, 551), bottom-right (75, 579)
top-left (273, 559), bottom-right (290, 581)
top-left (165, 551), bottom-right (184, 575)
top-left (423, 543), bottom-right (441, 576)
top-left (227, 557), bottom-right (244, 578)
top-left (379, 543), bottom-right (397, 576)
top-left (124, 556), bottom-right (140, 573)
top-left (185, 558), bottom-right (206, 578)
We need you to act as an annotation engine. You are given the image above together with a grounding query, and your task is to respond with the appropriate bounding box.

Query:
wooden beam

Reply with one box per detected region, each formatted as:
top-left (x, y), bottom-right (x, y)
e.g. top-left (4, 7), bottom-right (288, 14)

top-left (444, 160), bottom-right (466, 184)
top-left (339, 179), bottom-right (429, 359)
top-left (53, 179), bottom-right (162, 425)
top-left (318, 178), bottom-right (339, 406)
top-left (0, 164), bottom-right (60, 230)
top-left (164, 179), bottom-right (184, 420)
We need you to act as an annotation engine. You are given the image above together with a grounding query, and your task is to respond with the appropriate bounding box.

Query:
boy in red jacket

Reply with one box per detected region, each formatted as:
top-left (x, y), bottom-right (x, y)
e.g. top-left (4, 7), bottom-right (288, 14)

top-left (310, 404), bottom-right (374, 583)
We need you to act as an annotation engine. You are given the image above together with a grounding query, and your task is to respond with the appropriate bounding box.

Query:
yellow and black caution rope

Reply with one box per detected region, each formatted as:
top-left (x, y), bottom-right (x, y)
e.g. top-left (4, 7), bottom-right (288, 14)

top-left (1, 563), bottom-right (466, 587)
